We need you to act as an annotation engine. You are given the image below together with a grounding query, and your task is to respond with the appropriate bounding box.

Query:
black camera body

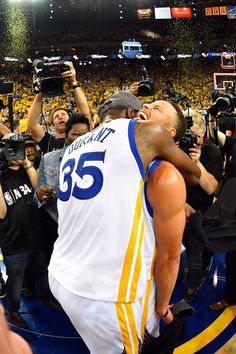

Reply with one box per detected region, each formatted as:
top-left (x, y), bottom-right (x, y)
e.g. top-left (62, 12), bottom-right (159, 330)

top-left (0, 134), bottom-right (26, 173)
top-left (138, 66), bottom-right (155, 96)
top-left (33, 60), bottom-right (70, 98)
top-left (209, 87), bottom-right (236, 116)
top-left (179, 129), bottom-right (198, 155)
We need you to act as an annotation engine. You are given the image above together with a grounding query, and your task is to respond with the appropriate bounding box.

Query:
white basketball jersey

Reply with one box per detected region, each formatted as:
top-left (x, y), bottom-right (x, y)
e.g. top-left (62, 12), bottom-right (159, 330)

top-left (143, 159), bottom-right (162, 280)
top-left (49, 119), bottom-right (147, 302)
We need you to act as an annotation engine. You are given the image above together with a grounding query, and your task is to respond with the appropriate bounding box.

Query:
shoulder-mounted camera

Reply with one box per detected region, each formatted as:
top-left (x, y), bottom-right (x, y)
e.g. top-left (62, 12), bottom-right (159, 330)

top-left (33, 60), bottom-right (70, 98)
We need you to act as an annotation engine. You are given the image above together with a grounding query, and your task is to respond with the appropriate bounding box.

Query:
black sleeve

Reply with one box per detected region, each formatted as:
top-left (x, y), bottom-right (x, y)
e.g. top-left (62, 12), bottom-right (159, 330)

top-left (37, 132), bottom-right (55, 154)
top-left (224, 136), bottom-right (236, 154)
top-left (201, 144), bottom-right (223, 183)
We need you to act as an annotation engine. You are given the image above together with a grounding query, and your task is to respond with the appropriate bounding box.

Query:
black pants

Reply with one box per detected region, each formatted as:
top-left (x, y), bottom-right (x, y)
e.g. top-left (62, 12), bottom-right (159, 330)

top-left (24, 210), bottom-right (58, 303)
top-left (184, 177), bottom-right (236, 295)
top-left (3, 250), bottom-right (33, 312)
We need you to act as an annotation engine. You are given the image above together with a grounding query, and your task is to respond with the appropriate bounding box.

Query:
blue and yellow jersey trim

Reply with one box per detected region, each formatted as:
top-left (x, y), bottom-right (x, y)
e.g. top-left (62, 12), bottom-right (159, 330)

top-left (128, 119), bottom-right (146, 180)
top-left (118, 179), bottom-right (145, 303)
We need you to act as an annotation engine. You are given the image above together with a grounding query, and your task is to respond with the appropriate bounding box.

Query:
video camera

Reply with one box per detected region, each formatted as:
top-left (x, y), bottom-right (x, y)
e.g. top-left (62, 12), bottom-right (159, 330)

top-left (208, 87), bottom-right (236, 116)
top-left (179, 129), bottom-right (198, 155)
top-left (137, 66), bottom-right (155, 96)
top-left (0, 134), bottom-right (25, 174)
top-left (33, 60), bottom-right (70, 98)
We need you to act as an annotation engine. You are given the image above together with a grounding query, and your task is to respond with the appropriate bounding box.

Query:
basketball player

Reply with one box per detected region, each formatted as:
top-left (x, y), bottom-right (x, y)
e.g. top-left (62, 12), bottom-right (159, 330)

top-left (48, 117), bottom-right (199, 353)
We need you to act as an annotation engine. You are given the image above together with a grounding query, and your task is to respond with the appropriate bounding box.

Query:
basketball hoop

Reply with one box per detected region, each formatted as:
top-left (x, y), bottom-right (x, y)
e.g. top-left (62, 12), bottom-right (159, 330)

top-left (221, 53), bottom-right (235, 69)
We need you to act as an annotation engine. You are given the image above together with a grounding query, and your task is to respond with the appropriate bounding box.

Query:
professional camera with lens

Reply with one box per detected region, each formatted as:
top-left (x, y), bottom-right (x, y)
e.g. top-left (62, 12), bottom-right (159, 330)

top-left (33, 60), bottom-right (70, 98)
top-left (208, 87), bottom-right (236, 116)
top-left (137, 65), bottom-right (155, 96)
top-left (0, 134), bottom-right (25, 174)
top-left (179, 129), bottom-right (198, 155)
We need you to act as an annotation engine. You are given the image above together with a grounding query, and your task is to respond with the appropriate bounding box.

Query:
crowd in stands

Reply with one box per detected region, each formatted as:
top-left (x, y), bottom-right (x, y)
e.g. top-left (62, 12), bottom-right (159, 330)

top-left (0, 57), bottom-right (236, 353)
top-left (0, 61), bottom-right (217, 134)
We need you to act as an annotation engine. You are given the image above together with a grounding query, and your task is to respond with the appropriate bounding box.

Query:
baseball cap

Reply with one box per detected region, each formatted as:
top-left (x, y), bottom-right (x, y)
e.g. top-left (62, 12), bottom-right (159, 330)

top-left (24, 135), bottom-right (35, 146)
top-left (100, 91), bottom-right (142, 119)
top-left (24, 139), bottom-right (35, 146)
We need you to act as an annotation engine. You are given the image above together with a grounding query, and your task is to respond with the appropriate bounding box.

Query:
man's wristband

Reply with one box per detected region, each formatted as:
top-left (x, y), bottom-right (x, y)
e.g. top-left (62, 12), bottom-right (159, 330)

top-left (71, 82), bottom-right (80, 90)
top-left (159, 308), bottom-right (169, 318)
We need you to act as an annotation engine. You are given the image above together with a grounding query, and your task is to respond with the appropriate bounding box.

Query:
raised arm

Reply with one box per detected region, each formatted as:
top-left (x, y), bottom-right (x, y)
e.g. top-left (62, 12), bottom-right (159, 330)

top-left (21, 158), bottom-right (38, 190)
top-left (0, 123), bottom-right (11, 137)
top-left (147, 161), bottom-right (186, 324)
top-left (61, 61), bottom-right (92, 129)
top-left (28, 93), bottom-right (45, 143)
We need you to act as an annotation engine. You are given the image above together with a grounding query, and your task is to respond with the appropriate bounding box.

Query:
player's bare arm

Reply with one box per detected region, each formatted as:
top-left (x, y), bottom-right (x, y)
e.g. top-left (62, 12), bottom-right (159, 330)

top-left (147, 160), bottom-right (186, 324)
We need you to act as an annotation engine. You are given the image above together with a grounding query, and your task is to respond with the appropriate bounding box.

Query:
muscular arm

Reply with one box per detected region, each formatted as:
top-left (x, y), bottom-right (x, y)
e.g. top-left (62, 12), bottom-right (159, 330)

top-left (28, 93), bottom-right (45, 143)
top-left (147, 161), bottom-right (186, 323)
top-left (136, 121), bottom-right (201, 185)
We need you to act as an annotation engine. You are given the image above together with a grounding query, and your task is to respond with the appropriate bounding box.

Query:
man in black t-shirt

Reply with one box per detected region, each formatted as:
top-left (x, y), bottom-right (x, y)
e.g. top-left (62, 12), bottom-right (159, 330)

top-left (185, 112), bottom-right (223, 215)
top-left (0, 157), bottom-right (40, 328)
top-left (182, 112), bottom-right (223, 301)
top-left (186, 142), bottom-right (223, 213)
top-left (209, 114), bottom-right (236, 183)
top-left (28, 61), bottom-right (92, 154)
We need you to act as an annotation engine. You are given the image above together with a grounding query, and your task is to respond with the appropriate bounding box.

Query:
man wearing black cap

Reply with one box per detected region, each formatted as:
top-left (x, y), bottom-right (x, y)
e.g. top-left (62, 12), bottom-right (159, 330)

top-left (24, 138), bottom-right (41, 170)
top-left (99, 91), bottom-right (142, 121)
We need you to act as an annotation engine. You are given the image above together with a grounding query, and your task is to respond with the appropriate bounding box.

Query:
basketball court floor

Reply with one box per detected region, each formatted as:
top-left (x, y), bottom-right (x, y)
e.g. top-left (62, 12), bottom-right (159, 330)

top-left (0, 252), bottom-right (235, 354)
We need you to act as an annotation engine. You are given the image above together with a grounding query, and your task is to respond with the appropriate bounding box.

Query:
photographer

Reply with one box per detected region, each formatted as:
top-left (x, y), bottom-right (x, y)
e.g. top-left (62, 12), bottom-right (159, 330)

top-left (209, 112), bottom-right (236, 180)
top-left (184, 177), bottom-right (236, 309)
top-left (185, 111), bottom-right (223, 214)
top-left (182, 111), bottom-right (223, 301)
top-left (0, 136), bottom-right (41, 328)
top-left (28, 61), bottom-right (92, 154)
